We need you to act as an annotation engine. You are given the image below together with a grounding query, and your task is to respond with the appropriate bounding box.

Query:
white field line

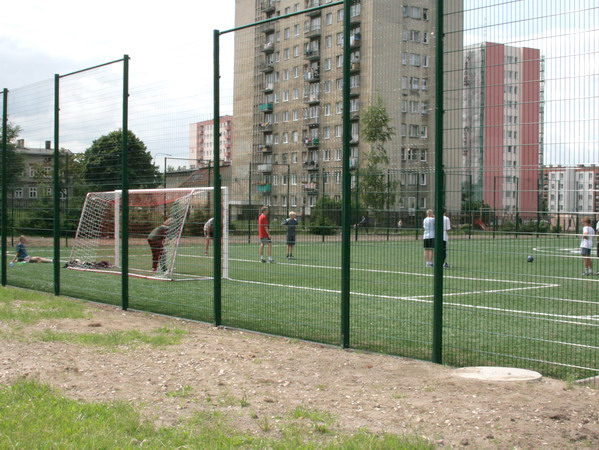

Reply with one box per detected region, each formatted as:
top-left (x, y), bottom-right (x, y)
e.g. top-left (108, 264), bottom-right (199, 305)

top-left (183, 254), bottom-right (598, 320)
top-left (228, 278), bottom-right (599, 325)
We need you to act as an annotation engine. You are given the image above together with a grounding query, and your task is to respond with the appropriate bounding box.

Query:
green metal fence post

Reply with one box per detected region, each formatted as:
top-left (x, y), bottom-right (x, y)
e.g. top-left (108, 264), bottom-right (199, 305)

top-left (432, 0), bottom-right (445, 365)
top-left (340, 0), bottom-right (352, 348)
top-left (53, 74), bottom-right (61, 295)
top-left (213, 29), bottom-right (223, 327)
top-left (1, 89), bottom-right (7, 286)
top-left (121, 55), bottom-right (130, 311)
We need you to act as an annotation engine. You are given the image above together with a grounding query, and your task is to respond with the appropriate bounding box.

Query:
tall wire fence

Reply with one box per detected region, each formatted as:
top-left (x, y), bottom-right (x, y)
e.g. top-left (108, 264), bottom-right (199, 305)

top-left (1, 0), bottom-right (598, 384)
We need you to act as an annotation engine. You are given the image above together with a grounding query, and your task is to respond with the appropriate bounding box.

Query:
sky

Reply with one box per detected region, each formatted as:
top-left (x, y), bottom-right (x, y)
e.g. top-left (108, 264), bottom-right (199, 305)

top-left (2, 0), bottom-right (598, 167)
top-left (0, 0), bottom-right (236, 166)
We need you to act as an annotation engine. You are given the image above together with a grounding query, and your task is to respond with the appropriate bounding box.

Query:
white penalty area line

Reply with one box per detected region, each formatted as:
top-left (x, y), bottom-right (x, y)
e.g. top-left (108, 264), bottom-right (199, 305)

top-left (227, 278), bottom-right (598, 324)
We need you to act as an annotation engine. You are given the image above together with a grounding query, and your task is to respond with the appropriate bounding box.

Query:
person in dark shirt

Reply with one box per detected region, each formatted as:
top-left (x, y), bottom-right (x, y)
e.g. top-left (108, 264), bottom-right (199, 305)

top-left (282, 211), bottom-right (298, 259)
top-left (147, 219), bottom-right (170, 272)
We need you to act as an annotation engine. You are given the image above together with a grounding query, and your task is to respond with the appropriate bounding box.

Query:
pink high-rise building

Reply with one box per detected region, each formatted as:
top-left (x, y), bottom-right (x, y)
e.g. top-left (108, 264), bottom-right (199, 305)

top-left (463, 43), bottom-right (542, 218)
top-left (189, 115), bottom-right (233, 164)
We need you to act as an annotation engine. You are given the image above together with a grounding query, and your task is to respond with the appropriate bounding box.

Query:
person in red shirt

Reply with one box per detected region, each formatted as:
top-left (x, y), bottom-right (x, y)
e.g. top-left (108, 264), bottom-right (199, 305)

top-left (258, 206), bottom-right (274, 263)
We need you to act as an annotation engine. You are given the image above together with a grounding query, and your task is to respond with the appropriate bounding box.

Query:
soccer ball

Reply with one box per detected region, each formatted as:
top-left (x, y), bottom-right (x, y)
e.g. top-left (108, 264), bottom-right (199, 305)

top-left (527, 255), bottom-right (534, 262)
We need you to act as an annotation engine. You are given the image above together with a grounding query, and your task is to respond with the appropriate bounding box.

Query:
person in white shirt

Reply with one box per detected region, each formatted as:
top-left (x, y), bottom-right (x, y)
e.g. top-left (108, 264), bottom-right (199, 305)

top-left (203, 217), bottom-right (214, 256)
top-left (422, 209), bottom-right (435, 267)
top-left (442, 210), bottom-right (451, 268)
top-left (580, 217), bottom-right (594, 276)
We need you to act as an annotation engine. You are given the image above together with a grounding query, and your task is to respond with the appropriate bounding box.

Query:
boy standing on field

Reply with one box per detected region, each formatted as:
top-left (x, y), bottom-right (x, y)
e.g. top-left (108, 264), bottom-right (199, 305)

top-left (282, 211), bottom-right (298, 259)
top-left (423, 209), bottom-right (435, 267)
top-left (580, 217), bottom-right (594, 276)
top-left (258, 206), bottom-right (274, 263)
top-left (203, 217), bottom-right (214, 255)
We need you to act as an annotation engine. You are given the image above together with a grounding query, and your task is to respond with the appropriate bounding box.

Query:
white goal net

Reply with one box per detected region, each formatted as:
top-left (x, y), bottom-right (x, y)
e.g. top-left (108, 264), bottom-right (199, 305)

top-left (68, 187), bottom-right (229, 281)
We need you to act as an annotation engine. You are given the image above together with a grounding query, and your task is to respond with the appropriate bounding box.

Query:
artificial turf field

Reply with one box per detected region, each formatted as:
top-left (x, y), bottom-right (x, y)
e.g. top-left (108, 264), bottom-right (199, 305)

top-left (4, 231), bottom-right (598, 381)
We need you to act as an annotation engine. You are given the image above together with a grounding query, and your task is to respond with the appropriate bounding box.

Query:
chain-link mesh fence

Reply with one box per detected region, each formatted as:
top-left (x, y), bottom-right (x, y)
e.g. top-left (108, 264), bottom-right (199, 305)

top-left (2, 0), bottom-right (598, 384)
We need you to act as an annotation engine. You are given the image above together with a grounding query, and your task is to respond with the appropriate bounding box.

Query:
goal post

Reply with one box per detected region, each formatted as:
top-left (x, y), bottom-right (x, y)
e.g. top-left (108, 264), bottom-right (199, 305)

top-left (68, 187), bottom-right (229, 281)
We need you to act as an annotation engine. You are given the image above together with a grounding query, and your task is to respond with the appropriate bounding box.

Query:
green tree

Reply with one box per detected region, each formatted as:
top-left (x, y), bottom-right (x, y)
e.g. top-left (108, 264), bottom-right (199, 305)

top-left (359, 97), bottom-right (397, 222)
top-left (309, 196), bottom-right (341, 235)
top-left (81, 130), bottom-right (160, 192)
top-left (0, 122), bottom-right (25, 186)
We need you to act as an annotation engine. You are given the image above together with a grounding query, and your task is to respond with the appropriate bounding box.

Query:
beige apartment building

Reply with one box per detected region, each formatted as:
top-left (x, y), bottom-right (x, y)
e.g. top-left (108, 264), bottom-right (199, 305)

top-left (189, 116), bottom-right (233, 164)
top-left (231, 0), bottom-right (462, 220)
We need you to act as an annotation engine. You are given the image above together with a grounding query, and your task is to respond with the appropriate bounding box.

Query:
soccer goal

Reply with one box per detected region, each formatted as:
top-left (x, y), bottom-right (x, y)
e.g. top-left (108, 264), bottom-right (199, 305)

top-left (68, 187), bottom-right (229, 281)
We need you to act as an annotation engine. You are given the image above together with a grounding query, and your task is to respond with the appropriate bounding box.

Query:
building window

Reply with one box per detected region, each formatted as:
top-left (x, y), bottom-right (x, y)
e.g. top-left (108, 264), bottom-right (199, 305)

top-left (29, 187), bottom-right (37, 198)
top-left (335, 148), bottom-right (342, 160)
top-left (325, 35), bottom-right (332, 48)
top-left (335, 125), bottom-right (342, 137)
top-left (324, 58), bottom-right (332, 71)
top-left (326, 13), bottom-right (333, 25)
top-left (324, 80), bottom-right (332, 93)
top-left (14, 188), bottom-right (23, 198)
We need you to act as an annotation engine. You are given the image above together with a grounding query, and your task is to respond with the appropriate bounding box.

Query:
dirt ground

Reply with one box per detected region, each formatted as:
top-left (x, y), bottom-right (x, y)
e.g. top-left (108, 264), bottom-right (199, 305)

top-left (1, 301), bottom-right (598, 449)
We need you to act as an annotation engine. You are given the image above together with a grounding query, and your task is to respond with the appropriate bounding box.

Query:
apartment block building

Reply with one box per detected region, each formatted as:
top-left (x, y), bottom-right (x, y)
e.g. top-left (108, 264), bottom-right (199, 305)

top-left (231, 0), bottom-right (463, 218)
top-left (462, 42), bottom-right (543, 218)
top-left (543, 165), bottom-right (599, 214)
top-left (189, 115), bottom-right (233, 164)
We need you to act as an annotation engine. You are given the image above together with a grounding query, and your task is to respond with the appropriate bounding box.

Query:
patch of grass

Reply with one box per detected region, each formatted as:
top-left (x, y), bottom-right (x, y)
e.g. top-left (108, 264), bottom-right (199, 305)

top-left (36, 327), bottom-right (186, 349)
top-left (0, 287), bottom-right (88, 324)
top-left (166, 385), bottom-right (194, 398)
top-left (240, 393), bottom-right (250, 407)
top-left (258, 416), bottom-right (272, 432)
top-left (291, 404), bottom-right (335, 424)
top-left (0, 380), bottom-right (433, 449)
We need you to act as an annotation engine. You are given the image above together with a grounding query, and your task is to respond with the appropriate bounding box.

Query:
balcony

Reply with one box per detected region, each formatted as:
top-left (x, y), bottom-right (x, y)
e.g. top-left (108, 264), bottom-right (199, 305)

top-left (258, 103), bottom-right (273, 112)
top-left (303, 161), bottom-right (319, 171)
top-left (262, 41), bottom-right (275, 53)
top-left (258, 122), bottom-right (273, 133)
top-left (304, 27), bottom-right (321, 39)
top-left (350, 112), bottom-right (359, 121)
top-left (257, 163), bottom-right (272, 172)
top-left (303, 137), bottom-right (320, 148)
top-left (261, 0), bottom-right (276, 14)
top-left (259, 62), bottom-right (274, 73)
top-left (304, 117), bottom-right (320, 128)
top-left (304, 70), bottom-right (320, 82)
top-left (304, 94), bottom-right (320, 105)
top-left (263, 82), bottom-right (274, 93)
top-left (259, 23), bottom-right (275, 34)
top-left (304, 49), bottom-right (320, 61)
top-left (350, 34), bottom-right (361, 48)
top-left (349, 137), bottom-right (359, 145)
top-left (306, 0), bottom-right (322, 16)
top-left (350, 61), bottom-right (360, 72)
top-left (350, 86), bottom-right (360, 97)
top-left (258, 143), bottom-right (273, 153)
top-left (302, 182), bottom-right (318, 192)
top-left (349, 157), bottom-right (359, 169)
top-left (257, 183), bottom-right (272, 193)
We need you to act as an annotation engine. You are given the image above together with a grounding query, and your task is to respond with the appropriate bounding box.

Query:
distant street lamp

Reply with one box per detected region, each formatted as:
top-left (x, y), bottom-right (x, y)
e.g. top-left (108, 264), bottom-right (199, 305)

top-left (153, 153), bottom-right (172, 188)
